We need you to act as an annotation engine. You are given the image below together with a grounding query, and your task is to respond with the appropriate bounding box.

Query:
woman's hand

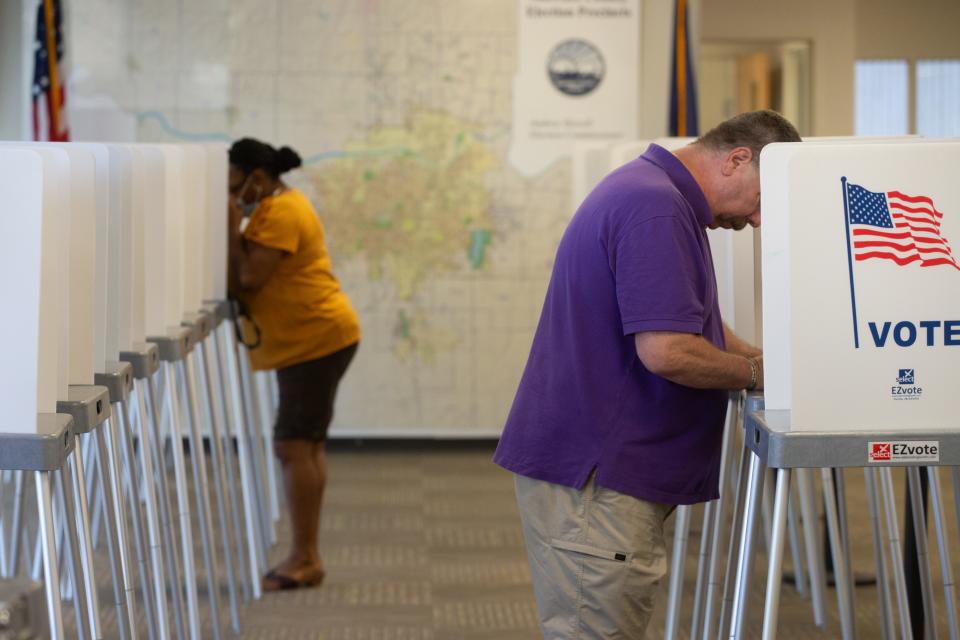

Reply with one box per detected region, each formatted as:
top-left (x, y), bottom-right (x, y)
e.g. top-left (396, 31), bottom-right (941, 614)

top-left (228, 197), bottom-right (244, 235)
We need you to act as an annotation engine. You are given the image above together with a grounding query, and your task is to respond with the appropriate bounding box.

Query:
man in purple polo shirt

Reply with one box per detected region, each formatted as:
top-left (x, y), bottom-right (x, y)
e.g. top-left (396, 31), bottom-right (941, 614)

top-left (494, 110), bottom-right (801, 638)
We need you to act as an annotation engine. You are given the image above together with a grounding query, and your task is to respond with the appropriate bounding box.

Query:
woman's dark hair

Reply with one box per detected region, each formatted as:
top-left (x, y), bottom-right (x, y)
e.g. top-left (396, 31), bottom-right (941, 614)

top-left (229, 137), bottom-right (303, 178)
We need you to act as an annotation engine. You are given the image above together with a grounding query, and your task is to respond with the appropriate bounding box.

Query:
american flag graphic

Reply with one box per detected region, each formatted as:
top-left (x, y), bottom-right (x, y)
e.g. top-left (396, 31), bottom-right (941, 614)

top-left (846, 182), bottom-right (959, 270)
top-left (32, 0), bottom-right (69, 142)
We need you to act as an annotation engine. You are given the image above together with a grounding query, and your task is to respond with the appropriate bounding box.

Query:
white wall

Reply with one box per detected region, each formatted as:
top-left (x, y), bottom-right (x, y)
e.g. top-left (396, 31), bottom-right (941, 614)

top-left (0, 0), bottom-right (32, 140)
top-left (701, 0), bottom-right (856, 136)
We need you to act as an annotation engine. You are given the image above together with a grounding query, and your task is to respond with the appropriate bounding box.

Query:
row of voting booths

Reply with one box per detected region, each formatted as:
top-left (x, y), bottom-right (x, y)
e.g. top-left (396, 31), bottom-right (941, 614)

top-left (0, 142), bottom-right (284, 638)
top-left (1, 131), bottom-right (957, 638)
top-left (574, 136), bottom-right (960, 639)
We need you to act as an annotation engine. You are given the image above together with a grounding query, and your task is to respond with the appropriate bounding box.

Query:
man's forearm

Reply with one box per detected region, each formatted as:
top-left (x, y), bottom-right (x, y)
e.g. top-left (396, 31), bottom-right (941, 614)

top-left (659, 336), bottom-right (756, 390)
top-left (723, 323), bottom-right (761, 358)
top-left (635, 331), bottom-right (761, 391)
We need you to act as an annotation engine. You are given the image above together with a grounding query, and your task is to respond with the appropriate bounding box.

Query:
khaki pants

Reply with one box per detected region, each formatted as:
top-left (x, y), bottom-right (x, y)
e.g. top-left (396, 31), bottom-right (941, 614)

top-left (515, 473), bottom-right (673, 639)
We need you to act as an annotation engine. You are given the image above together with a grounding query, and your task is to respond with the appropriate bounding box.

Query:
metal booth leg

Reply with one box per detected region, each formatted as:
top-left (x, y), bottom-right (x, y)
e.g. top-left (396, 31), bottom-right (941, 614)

top-left (906, 466), bottom-right (937, 639)
top-left (238, 348), bottom-right (276, 552)
top-left (178, 355), bottom-right (225, 640)
top-left (927, 467), bottom-right (959, 640)
top-left (55, 463), bottom-right (92, 640)
top-left (796, 468), bottom-right (827, 627)
top-left (821, 468), bottom-right (855, 639)
top-left (865, 467), bottom-right (896, 640)
top-left (220, 325), bottom-right (268, 595)
top-left (98, 418), bottom-right (138, 639)
top-left (127, 386), bottom-right (172, 639)
top-left (761, 468), bottom-right (792, 640)
top-left (728, 450), bottom-right (766, 639)
top-left (702, 397), bottom-right (741, 640)
top-left (206, 325), bottom-right (251, 603)
top-left (664, 505), bottom-right (692, 639)
top-left (37, 470), bottom-right (66, 639)
top-left (717, 436), bottom-right (751, 639)
top-left (785, 478), bottom-right (808, 597)
top-left (196, 337), bottom-right (242, 632)
top-left (142, 375), bottom-right (188, 640)
top-left (115, 401), bottom-right (159, 640)
top-left (879, 467), bottom-right (915, 640)
top-left (161, 361), bottom-right (204, 640)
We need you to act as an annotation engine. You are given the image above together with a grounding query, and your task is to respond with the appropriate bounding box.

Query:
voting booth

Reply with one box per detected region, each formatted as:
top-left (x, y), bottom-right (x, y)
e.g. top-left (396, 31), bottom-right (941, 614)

top-left (763, 141), bottom-right (960, 433)
top-left (0, 138), bottom-right (268, 640)
top-left (719, 140), bottom-right (960, 640)
top-left (0, 148), bottom-right (49, 431)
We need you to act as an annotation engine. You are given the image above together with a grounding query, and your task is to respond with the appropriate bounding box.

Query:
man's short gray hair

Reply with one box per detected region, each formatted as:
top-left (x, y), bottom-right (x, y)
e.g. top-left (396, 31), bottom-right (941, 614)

top-left (695, 110), bottom-right (801, 162)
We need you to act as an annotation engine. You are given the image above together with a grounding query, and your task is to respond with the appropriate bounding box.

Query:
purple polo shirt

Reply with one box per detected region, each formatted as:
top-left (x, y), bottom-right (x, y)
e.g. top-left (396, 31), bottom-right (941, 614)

top-left (494, 144), bottom-right (728, 505)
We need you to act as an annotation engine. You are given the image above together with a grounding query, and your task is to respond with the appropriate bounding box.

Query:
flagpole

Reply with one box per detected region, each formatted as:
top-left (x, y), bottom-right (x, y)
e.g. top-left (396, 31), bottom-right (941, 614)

top-left (841, 177), bottom-right (860, 348)
top-left (42, 0), bottom-right (62, 139)
top-left (677, 0), bottom-right (687, 137)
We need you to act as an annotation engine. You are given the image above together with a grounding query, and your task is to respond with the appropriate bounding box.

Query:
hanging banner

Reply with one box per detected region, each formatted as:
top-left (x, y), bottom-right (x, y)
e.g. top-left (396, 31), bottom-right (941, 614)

top-left (509, 0), bottom-right (641, 176)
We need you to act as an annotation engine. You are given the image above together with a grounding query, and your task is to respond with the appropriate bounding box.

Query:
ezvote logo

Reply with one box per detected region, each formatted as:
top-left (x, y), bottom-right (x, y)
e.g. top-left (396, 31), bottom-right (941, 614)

top-left (869, 440), bottom-right (940, 463)
top-left (891, 368), bottom-right (922, 400)
top-left (839, 178), bottom-right (960, 349)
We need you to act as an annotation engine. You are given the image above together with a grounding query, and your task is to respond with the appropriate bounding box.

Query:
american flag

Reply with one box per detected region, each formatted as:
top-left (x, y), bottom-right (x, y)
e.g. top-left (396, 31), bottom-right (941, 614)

top-left (846, 182), bottom-right (959, 270)
top-left (32, 0), bottom-right (69, 142)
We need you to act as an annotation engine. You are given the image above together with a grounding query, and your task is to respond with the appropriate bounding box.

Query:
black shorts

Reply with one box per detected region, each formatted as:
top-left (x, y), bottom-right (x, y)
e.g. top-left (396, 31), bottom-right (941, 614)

top-left (273, 342), bottom-right (358, 442)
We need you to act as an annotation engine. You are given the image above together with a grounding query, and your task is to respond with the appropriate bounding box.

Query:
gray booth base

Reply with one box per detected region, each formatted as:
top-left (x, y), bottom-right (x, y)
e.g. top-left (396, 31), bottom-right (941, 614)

top-left (56, 386), bottom-right (111, 435)
top-left (95, 362), bottom-right (133, 406)
top-left (120, 342), bottom-right (161, 380)
top-left (746, 410), bottom-right (960, 468)
top-left (182, 309), bottom-right (214, 342)
top-left (0, 414), bottom-right (74, 471)
top-left (147, 326), bottom-right (194, 362)
top-left (203, 298), bottom-right (232, 325)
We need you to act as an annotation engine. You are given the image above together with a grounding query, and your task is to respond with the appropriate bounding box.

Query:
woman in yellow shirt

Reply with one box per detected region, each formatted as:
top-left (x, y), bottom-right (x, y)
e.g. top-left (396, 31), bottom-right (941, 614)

top-left (227, 137), bottom-right (360, 591)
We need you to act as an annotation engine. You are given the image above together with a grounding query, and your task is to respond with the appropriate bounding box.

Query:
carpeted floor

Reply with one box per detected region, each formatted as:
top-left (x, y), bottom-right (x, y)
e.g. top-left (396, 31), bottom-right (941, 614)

top-left (237, 441), bottom-right (960, 639)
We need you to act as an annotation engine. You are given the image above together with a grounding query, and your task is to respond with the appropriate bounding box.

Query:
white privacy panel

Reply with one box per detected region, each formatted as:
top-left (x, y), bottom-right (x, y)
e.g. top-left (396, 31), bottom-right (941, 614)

top-left (760, 137), bottom-right (920, 405)
top-left (761, 140), bottom-right (960, 431)
top-left (36, 149), bottom-right (71, 409)
top-left (159, 145), bottom-right (185, 328)
top-left (127, 146), bottom-right (148, 344)
top-left (205, 144), bottom-right (228, 301)
top-left (59, 147), bottom-right (97, 384)
top-left (0, 142), bottom-right (99, 383)
top-left (141, 145), bottom-right (169, 337)
top-left (609, 139), bottom-right (653, 170)
top-left (74, 144), bottom-right (112, 374)
top-left (11, 148), bottom-right (70, 416)
top-left (0, 149), bottom-right (45, 433)
top-left (106, 145), bottom-right (135, 356)
top-left (180, 145), bottom-right (208, 313)
top-left (571, 142), bottom-right (615, 212)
